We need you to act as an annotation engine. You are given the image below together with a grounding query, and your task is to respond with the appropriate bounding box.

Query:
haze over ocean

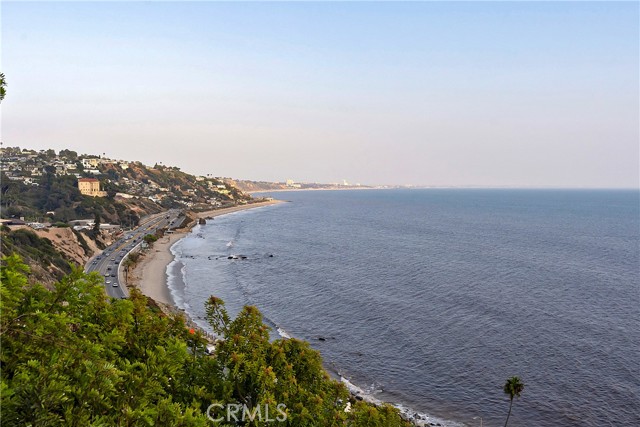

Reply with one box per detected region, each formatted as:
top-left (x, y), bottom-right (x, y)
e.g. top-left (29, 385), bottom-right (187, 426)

top-left (3, 2), bottom-right (637, 187)
top-left (168, 189), bottom-right (639, 427)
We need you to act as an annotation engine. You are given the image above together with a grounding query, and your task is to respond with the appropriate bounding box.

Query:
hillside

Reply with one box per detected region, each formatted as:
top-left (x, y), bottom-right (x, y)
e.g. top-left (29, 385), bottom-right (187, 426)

top-left (0, 146), bottom-right (256, 281)
top-left (1, 146), bottom-right (252, 223)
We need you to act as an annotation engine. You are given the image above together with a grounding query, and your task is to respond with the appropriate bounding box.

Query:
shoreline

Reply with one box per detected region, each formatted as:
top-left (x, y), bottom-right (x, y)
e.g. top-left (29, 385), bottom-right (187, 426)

top-left (195, 199), bottom-right (284, 219)
top-left (127, 198), bottom-right (454, 427)
top-left (129, 200), bottom-right (285, 307)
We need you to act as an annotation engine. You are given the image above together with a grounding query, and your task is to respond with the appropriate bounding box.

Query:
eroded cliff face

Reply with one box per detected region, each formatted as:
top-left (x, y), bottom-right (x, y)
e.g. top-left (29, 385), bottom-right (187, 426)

top-left (12, 227), bottom-right (118, 286)
top-left (34, 228), bottom-right (108, 265)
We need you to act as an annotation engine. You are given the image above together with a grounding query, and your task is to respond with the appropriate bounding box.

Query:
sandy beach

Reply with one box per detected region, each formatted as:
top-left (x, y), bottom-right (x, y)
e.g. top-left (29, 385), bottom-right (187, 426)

top-left (129, 200), bottom-right (284, 306)
top-left (194, 199), bottom-right (284, 219)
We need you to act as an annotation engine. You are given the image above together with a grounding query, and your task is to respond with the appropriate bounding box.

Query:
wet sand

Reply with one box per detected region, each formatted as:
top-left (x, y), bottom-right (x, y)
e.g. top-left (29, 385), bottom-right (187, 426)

top-left (130, 200), bottom-right (284, 305)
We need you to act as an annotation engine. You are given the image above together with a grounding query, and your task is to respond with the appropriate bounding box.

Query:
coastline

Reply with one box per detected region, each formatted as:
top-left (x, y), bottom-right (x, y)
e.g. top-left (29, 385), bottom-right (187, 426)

top-left (128, 200), bottom-right (285, 307)
top-left (195, 199), bottom-right (285, 219)
top-left (128, 231), bottom-right (186, 305)
top-left (127, 198), bottom-right (454, 427)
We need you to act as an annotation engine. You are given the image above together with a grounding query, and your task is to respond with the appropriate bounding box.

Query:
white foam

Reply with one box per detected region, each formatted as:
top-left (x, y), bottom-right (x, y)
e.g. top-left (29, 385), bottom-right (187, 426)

top-left (276, 327), bottom-right (291, 339)
top-left (339, 376), bottom-right (465, 427)
top-left (167, 240), bottom-right (188, 310)
top-left (340, 376), bottom-right (384, 406)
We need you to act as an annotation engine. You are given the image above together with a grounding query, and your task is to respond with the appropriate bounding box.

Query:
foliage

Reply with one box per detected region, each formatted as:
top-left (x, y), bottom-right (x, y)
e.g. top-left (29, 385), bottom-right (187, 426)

top-left (1, 254), bottom-right (410, 427)
top-left (122, 254), bottom-right (138, 285)
top-left (1, 229), bottom-right (74, 279)
top-left (0, 171), bottom-right (137, 227)
top-left (143, 234), bottom-right (158, 245)
top-left (58, 149), bottom-right (78, 161)
top-left (503, 376), bottom-right (524, 427)
top-left (1, 145), bottom-right (252, 229)
top-left (205, 297), bottom-right (410, 426)
top-left (0, 72), bottom-right (6, 102)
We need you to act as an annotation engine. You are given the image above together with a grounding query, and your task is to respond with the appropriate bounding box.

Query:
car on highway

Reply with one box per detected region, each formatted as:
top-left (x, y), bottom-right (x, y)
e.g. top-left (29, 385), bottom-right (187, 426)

top-left (106, 280), bottom-right (111, 284)
top-left (112, 283), bottom-right (118, 287)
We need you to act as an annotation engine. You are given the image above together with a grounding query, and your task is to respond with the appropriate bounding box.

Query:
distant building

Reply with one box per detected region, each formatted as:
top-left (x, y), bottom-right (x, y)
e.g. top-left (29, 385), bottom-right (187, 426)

top-left (81, 158), bottom-right (99, 168)
top-left (78, 178), bottom-right (107, 197)
top-left (286, 179), bottom-right (301, 188)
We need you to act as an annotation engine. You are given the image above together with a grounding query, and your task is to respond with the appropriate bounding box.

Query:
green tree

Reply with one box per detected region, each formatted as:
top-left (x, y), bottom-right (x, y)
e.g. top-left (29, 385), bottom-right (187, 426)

top-left (143, 234), bottom-right (158, 246)
top-left (92, 212), bottom-right (101, 233)
top-left (59, 149), bottom-right (78, 160)
top-left (503, 376), bottom-right (524, 427)
top-left (0, 72), bottom-right (6, 102)
top-left (123, 256), bottom-right (135, 285)
top-left (44, 149), bottom-right (57, 160)
top-left (1, 253), bottom-right (410, 427)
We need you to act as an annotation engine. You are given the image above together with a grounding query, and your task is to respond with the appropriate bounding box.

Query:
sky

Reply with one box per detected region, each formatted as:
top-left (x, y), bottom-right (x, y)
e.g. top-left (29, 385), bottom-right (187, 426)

top-left (1, 1), bottom-right (638, 188)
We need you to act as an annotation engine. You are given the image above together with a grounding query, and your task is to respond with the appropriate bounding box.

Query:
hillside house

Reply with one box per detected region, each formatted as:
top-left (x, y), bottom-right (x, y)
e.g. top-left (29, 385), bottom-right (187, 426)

top-left (81, 158), bottom-right (99, 168)
top-left (78, 178), bottom-right (107, 197)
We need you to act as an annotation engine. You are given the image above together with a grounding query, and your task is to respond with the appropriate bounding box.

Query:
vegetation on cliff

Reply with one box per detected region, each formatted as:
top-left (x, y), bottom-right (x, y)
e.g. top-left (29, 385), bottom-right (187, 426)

top-left (1, 146), bottom-right (254, 280)
top-left (0, 255), bottom-right (409, 426)
top-left (0, 227), bottom-right (74, 283)
top-left (0, 169), bottom-right (149, 226)
top-left (1, 146), bottom-right (252, 225)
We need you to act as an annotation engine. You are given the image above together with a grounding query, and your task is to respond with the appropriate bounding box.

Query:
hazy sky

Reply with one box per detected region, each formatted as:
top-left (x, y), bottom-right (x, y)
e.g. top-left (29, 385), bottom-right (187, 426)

top-left (2, 1), bottom-right (638, 187)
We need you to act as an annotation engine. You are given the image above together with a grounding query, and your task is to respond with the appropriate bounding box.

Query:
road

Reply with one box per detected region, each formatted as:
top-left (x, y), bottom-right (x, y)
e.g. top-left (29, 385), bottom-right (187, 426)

top-left (84, 209), bottom-right (182, 298)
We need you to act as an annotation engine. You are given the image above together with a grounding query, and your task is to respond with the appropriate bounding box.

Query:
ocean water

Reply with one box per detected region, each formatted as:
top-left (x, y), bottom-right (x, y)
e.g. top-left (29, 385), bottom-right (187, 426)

top-left (168, 189), bottom-right (640, 427)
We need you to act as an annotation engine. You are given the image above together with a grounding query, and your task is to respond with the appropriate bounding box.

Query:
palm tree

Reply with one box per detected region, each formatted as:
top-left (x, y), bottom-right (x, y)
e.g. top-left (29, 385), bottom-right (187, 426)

top-left (123, 257), bottom-right (135, 285)
top-left (503, 376), bottom-right (524, 427)
top-left (0, 72), bottom-right (7, 102)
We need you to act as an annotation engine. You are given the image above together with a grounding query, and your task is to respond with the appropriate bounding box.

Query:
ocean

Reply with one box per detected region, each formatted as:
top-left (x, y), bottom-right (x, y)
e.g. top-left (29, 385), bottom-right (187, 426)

top-left (167, 189), bottom-right (639, 426)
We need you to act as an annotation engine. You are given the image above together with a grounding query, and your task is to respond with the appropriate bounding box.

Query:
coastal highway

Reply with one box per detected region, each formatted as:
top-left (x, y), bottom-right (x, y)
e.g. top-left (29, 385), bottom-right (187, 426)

top-left (84, 209), bottom-right (182, 298)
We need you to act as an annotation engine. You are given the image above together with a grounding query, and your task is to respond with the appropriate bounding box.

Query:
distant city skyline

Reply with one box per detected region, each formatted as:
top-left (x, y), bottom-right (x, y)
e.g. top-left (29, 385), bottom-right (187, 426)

top-left (2, 1), bottom-right (638, 188)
